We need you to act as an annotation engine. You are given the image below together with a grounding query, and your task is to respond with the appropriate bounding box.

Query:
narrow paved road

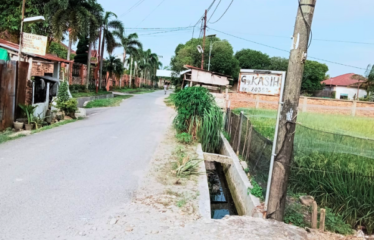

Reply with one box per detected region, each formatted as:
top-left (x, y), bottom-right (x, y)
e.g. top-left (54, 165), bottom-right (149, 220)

top-left (0, 91), bottom-right (174, 240)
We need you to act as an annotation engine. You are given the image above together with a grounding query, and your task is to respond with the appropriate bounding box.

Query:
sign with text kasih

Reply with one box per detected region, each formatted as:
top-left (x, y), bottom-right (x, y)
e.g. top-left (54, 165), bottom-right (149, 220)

top-left (22, 33), bottom-right (47, 56)
top-left (238, 70), bottom-right (283, 95)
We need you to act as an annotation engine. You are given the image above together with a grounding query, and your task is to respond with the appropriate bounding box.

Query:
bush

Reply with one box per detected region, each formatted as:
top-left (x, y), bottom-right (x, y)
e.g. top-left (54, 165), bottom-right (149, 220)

top-left (57, 98), bottom-right (78, 115)
top-left (176, 132), bottom-right (192, 144)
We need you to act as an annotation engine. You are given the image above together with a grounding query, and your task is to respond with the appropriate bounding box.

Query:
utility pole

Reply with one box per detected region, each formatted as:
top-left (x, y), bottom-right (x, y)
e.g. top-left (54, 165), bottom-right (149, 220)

top-left (18, 0), bottom-right (26, 61)
top-left (201, 9), bottom-right (207, 70)
top-left (267, 0), bottom-right (316, 221)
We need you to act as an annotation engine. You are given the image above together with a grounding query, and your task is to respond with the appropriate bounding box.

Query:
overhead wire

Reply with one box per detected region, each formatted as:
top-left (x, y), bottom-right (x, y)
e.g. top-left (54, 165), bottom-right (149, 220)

top-left (136, 0), bottom-right (168, 27)
top-left (208, 27), bottom-right (367, 70)
top-left (208, 0), bottom-right (222, 21)
top-left (209, 0), bottom-right (234, 24)
top-left (120, 0), bottom-right (147, 17)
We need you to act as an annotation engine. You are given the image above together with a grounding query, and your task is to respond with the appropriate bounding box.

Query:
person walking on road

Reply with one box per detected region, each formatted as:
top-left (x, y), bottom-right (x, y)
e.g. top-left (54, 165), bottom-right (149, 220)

top-left (164, 83), bottom-right (167, 95)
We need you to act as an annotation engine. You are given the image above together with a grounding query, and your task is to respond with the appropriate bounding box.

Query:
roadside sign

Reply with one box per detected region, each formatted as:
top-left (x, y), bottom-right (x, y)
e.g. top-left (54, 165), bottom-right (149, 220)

top-left (22, 33), bottom-right (47, 56)
top-left (238, 70), bottom-right (284, 95)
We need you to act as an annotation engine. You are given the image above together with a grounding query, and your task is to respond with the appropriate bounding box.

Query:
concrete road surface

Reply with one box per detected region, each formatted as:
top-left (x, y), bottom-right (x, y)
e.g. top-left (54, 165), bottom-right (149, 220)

top-left (0, 91), bottom-right (174, 240)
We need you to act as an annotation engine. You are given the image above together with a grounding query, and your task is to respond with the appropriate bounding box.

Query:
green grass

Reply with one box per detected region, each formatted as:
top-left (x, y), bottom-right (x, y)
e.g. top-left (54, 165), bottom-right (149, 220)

top-left (84, 95), bottom-right (133, 108)
top-left (71, 90), bottom-right (111, 98)
top-left (164, 93), bottom-right (176, 107)
top-left (231, 108), bottom-right (374, 233)
top-left (111, 88), bottom-right (156, 94)
top-left (233, 108), bottom-right (374, 140)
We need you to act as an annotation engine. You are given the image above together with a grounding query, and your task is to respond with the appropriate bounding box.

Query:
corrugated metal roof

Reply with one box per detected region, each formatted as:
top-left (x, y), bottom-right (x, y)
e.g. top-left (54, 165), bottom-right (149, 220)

top-left (321, 73), bottom-right (365, 87)
top-left (0, 39), bottom-right (72, 63)
top-left (183, 64), bottom-right (232, 78)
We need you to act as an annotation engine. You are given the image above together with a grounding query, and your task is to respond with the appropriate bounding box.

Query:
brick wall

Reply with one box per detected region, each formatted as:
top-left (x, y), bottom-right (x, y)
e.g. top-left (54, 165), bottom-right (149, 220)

top-left (229, 92), bottom-right (374, 117)
top-left (31, 62), bottom-right (53, 77)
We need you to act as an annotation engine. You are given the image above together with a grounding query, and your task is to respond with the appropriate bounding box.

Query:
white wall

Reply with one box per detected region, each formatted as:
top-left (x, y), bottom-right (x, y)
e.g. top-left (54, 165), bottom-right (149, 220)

top-left (333, 86), bottom-right (367, 100)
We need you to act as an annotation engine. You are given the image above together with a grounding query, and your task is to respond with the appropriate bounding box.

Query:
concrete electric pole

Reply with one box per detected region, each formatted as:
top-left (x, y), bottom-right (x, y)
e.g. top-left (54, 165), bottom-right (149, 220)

top-left (267, 0), bottom-right (317, 221)
top-left (201, 10), bottom-right (207, 70)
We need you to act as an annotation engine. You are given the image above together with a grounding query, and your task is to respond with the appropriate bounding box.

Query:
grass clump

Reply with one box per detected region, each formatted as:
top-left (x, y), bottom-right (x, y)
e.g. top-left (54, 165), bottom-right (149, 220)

top-left (172, 146), bottom-right (201, 178)
top-left (71, 90), bottom-right (110, 98)
top-left (248, 179), bottom-right (264, 201)
top-left (173, 87), bottom-right (222, 152)
top-left (176, 132), bottom-right (192, 144)
top-left (84, 95), bottom-right (133, 108)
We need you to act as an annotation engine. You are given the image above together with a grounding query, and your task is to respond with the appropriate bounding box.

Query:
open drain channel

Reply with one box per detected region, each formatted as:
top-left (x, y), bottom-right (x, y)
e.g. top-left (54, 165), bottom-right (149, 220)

top-left (207, 161), bottom-right (238, 219)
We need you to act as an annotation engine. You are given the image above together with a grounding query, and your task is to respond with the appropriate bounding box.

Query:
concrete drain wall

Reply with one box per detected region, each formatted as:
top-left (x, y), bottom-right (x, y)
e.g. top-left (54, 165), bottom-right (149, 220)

top-left (219, 133), bottom-right (262, 217)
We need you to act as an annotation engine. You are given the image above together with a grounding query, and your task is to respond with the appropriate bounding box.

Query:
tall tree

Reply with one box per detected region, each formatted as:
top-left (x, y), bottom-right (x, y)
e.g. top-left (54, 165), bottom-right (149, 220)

top-left (45, 0), bottom-right (97, 61)
top-left (235, 49), bottom-right (271, 70)
top-left (113, 28), bottom-right (142, 64)
top-left (99, 12), bottom-right (123, 88)
top-left (74, 37), bottom-right (89, 64)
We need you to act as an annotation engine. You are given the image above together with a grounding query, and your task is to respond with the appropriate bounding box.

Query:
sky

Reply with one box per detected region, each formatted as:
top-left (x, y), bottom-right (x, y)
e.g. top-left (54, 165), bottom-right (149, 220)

top-left (94, 0), bottom-right (374, 77)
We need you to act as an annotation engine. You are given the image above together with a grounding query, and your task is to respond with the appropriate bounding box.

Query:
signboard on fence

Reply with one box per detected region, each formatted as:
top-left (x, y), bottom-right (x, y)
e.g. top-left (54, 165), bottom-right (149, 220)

top-left (238, 70), bottom-right (284, 95)
top-left (22, 33), bottom-right (47, 56)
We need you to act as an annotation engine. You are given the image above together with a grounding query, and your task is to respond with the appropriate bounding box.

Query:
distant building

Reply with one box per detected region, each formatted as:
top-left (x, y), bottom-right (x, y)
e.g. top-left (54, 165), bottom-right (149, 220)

top-left (321, 73), bottom-right (367, 100)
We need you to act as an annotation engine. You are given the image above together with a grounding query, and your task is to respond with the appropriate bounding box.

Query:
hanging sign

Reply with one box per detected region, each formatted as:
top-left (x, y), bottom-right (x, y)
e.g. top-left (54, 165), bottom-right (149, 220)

top-left (22, 33), bottom-right (47, 55)
top-left (238, 70), bottom-right (284, 95)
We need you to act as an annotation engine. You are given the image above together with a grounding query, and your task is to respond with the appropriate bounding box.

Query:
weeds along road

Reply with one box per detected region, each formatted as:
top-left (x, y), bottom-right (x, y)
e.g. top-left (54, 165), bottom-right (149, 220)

top-left (0, 91), bottom-right (174, 240)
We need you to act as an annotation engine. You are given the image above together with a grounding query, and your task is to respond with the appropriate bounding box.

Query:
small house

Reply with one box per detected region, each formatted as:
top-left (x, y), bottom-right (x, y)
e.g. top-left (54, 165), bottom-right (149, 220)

top-left (321, 73), bottom-right (367, 100)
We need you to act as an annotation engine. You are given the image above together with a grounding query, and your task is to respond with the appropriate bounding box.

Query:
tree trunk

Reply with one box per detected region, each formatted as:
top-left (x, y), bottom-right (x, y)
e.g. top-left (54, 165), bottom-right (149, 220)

top-left (86, 42), bottom-right (92, 90)
top-left (129, 56), bottom-right (133, 88)
top-left (99, 26), bottom-right (105, 89)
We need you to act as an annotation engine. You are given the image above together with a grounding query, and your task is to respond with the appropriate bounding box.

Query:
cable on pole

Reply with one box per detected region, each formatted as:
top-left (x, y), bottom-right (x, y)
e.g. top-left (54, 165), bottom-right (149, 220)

top-left (298, 0), bottom-right (313, 49)
top-left (209, 0), bottom-right (234, 24)
top-left (208, 0), bottom-right (222, 21)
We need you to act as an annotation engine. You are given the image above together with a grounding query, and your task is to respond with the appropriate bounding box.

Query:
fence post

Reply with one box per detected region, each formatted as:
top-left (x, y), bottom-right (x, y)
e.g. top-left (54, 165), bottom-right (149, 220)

top-left (311, 201), bottom-right (318, 229)
top-left (351, 100), bottom-right (357, 117)
top-left (237, 111), bottom-right (244, 155)
top-left (302, 97), bottom-right (308, 113)
top-left (255, 95), bottom-right (260, 109)
top-left (319, 208), bottom-right (326, 232)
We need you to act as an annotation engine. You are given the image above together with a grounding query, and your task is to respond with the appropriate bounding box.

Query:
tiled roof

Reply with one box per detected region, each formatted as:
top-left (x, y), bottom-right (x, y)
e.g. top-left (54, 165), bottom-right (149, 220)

top-left (0, 39), bottom-right (72, 63)
top-left (321, 73), bottom-right (365, 87)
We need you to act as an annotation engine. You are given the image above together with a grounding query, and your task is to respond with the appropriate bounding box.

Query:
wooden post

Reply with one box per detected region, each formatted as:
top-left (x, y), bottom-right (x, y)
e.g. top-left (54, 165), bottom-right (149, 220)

top-left (351, 100), bottom-right (357, 117)
top-left (267, 0), bottom-right (317, 221)
top-left (319, 208), bottom-right (326, 231)
top-left (302, 96), bottom-right (308, 112)
top-left (311, 201), bottom-right (318, 229)
top-left (237, 111), bottom-right (244, 154)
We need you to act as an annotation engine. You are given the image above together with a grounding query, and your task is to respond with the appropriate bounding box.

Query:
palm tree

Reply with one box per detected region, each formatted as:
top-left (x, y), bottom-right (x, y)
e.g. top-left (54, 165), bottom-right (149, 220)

top-left (45, 0), bottom-right (97, 60)
top-left (85, 0), bottom-right (103, 89)
top-left (112, 28), bottom-right (142, 64)
top-left (105, 55), bottom-right (124, 80)
top-left (99, 12), bottom-right (124, 88)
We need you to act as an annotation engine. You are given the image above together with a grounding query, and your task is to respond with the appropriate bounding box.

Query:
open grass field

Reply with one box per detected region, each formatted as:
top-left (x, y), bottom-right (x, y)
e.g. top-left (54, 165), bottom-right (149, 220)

top-left (232, 107), bottom-right (374, 233)
top-left (84, 95), bottom-right (133, 108)
top-left (233, 108), bottom-right (374, 140)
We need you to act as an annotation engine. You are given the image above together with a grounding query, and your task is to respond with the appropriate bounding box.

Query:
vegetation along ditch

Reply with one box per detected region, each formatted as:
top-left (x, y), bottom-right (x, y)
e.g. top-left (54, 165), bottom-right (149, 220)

top-left (229, 108), bottom-right (374, 234)
top-left (172, 87), bottom-right (239, 219)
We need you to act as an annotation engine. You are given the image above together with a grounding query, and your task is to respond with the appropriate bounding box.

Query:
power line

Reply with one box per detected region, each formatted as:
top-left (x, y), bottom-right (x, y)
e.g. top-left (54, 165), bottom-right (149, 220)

top-left (208, 27), bottom-right (366, 70)
top-left (209, 0), bottom-right (234, 24)
top-left (136, 0), bottom-right (168, 27)
top-left (208, 0), bottom-right (222, 21)
top-left (120, 0), bottom-right (147, 17)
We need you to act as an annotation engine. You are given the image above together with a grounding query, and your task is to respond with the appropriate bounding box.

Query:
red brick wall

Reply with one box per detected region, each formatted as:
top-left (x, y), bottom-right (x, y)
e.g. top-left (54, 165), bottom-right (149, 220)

top-left (229, 92), bottom-right (374, 117)
top-left (31, 62), bottom-right (53, 77)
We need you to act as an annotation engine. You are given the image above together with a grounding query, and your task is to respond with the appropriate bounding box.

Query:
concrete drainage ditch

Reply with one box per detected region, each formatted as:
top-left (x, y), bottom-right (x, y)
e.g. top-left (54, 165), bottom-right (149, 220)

top-left (197, 133), bottom-right (263, 220)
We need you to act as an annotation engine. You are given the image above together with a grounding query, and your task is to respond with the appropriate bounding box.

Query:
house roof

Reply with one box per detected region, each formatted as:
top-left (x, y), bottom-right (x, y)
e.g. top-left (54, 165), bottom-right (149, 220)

top-left (321, 73), bottom-right (365, 87)
top-left (0, 39), bottom-right (72, 63)
top-left (184, 64), bottom-right (232, 78)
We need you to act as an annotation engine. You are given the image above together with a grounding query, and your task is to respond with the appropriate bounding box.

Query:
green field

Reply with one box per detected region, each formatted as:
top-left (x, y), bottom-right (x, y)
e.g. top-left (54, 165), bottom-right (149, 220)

top-left (233, 108), bottom-right (374, 140)
top-left (232, 108), bottom-right (374, 233)
top-left (84, 95), bottom-right (133, 108)
top-left (71, 90), bottom-right (111, 98)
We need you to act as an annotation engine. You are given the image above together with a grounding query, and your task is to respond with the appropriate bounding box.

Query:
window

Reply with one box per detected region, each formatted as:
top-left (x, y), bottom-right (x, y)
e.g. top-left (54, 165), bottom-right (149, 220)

top-left (340, 93), bottom-right (348, 100)
top-left (33, 79), bottom-right (46, 103)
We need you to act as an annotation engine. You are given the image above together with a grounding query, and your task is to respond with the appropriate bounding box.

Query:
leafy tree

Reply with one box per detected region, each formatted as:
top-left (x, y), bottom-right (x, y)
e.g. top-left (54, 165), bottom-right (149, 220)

top-left (48, 41), bottom-right (75, 60)
top-left (302, 60), bottom-right (328, 92)
top-left (170, 37), bottom-right (239, 80)
top-left (269, 57), bottom-right (288, 71)
top-left (0, 0), bottom-right (52, 42)
top-left (74, 37), bottom-right (89, 64)
top-left (235, 49), bottom-right (271, 70)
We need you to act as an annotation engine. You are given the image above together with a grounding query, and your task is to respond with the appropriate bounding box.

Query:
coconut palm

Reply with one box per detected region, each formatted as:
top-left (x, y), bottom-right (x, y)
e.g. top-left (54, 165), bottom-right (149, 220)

top-left (112, 28), bottom-right (142, 64)
top-left (105, 55), bottom-right (124, 80)
top-left (99, 12), bottom-right (124, 88)
top-left (85, 0), bottom-right (103, 89)
top-left (45, 0), bottom-right (97, 60)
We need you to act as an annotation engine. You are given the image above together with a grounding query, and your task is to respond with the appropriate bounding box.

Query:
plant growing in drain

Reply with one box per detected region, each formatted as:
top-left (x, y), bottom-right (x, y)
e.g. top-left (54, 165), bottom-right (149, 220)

top-left (247, 179), bottom-right (264, 201)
